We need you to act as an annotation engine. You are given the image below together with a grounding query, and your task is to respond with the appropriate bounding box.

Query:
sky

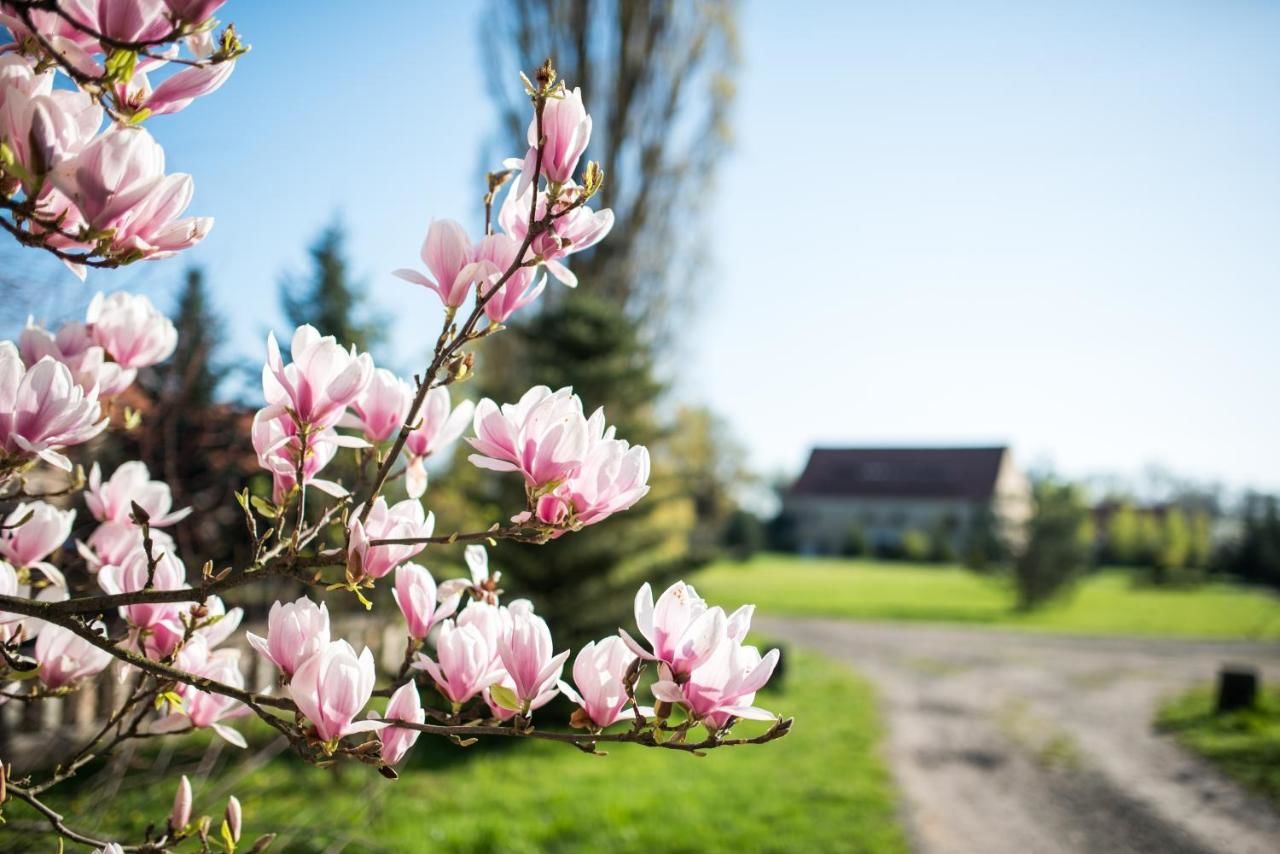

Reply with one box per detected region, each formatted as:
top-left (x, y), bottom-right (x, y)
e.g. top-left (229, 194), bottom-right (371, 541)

top-left (14, 0), bottom-right (1280, 494)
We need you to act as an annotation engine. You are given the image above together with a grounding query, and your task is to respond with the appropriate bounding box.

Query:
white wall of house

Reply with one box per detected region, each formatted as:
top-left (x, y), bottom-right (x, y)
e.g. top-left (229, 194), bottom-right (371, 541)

top-left (784, 495), bottom-right (988, 555)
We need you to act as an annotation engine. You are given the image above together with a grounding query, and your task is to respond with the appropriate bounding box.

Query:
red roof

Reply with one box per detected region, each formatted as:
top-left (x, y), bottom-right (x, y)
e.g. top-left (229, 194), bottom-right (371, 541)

top-left (790, 447), bottom-right (1008, 501)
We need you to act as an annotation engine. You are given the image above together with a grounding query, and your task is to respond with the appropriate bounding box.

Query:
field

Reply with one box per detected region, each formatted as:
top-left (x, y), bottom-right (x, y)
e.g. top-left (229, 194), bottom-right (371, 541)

top-left (1157, 685), bottom-right (1280, 806)
top-left (695, 555), bottom-right (1280, 640)
top-left (16, 651), bottom-right (906, 854)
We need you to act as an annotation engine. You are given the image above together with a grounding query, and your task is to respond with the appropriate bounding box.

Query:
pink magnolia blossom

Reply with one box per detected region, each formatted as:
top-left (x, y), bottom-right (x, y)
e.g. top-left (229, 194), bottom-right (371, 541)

top-left (467, 386), bottom-right (590, 489)
top-left (0, 10), bottom-right (101, 79)
top-left (263, 325), bottom-right (374, 430)
top-left (653, 639), bottom-right (780, 730)
top-left (190, 594), bottom-right (242, 649)
top-left (369, 680), bottom-right (424, 766)
top-left (393, 219), bottom-right (487, 309)
top-left (497, 609), bottom-right (568, 711)
top-left (34, 621), bottom-right (112, 689)
top-left (0, 57), bottom-right (101, 189)
top-left (0, 501), bottom-right (74, 584)
top-left (343, 368), bottom-right (411, 444)
top-left (163, 0), bottom-right (226, 25)
top-left (393, 563), bottom-right (459, 640)
top-left (251, 406), bottom-right (360, 503)
top-left (499, 179), bottom-right (614, 287)
top-left (413, 621), bottom-right (505, 708)
top-left (558, 637), bottom-right (641, 729)
top-left (0, 342), bottom-right (106, 471)
top-left (438, 545), bottom-right (503, 606)
top-left (245, 596), bottom-right (330, 680)
top-left (474, 232), bottom-right (545, 324)
top-left (96, 0), bottom-right (173, 44)
top-left (20, 320), bottom-right (136, 399)
top-left (619, 581), bottom-right (727, 680)
top-left (556, 433), bottom-right (650, 529)
top-left (53, 126), bottom-right (212, 260)
top-left (142, 61), bottom-right (235, 116)
top-left (289, 640), bottom-right (386, 744)
top-left (526, 85), bottom-right (591, 186)
top-left (98, 546), bottom-right (187, 633)
top-left (162, 640), bottom-right (250, 747)
top-left (346, 497), bottom-right (433, 581)
top-left (77, 521), bottom-right (174, 573)
top-left (86, 461), bottom-right (191, 527)
top-left (0, 564), bottom-right (68, 643)
top-left (402, 386), bottom-right (473, 499)
top-left (85, 291), bottom-right (178, 369)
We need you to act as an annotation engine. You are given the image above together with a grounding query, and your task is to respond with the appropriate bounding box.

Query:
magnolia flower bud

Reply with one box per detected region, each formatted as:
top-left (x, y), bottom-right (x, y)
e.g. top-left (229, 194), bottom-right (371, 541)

top-left (170, 774), bottom-right (193, 830)
top-left (224, 795), bottom-right (242, 843)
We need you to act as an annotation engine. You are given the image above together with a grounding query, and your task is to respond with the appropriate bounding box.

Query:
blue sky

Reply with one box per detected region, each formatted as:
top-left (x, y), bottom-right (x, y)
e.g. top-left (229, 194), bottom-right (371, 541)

top-left (17, 0), bottom-right (1280, 493)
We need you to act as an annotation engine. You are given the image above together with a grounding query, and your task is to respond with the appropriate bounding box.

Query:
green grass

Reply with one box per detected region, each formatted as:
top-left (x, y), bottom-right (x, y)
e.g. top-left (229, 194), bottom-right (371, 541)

top-left (13, 651), bottom-right (906, 854)
top-left (695, 554), bottom-right (1280, 640)
top-left (1157, 684), bottom-right (1280, 806)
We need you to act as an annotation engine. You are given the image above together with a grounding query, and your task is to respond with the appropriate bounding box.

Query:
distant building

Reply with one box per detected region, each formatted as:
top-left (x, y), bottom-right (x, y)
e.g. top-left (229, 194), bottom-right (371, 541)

top-left (783, 446), bottom-right (1032, 556)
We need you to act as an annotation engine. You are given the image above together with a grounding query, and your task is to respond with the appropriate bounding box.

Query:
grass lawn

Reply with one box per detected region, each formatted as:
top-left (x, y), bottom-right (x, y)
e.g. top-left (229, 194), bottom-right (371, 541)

top-left (1156, 684), bottom-right (1280, 806)
top-left (13, 651), bottom-right (906, 854)
top-left (695, 554), bottom-right (1280, 640)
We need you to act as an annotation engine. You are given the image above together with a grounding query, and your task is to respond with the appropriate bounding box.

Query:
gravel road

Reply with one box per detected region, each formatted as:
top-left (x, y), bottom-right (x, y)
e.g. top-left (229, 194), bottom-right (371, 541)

top-left (757, 617), bottom-right (1280, 854)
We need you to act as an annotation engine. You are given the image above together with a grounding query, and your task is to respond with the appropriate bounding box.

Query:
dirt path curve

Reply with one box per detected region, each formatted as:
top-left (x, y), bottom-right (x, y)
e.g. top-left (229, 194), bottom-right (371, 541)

top-left (757, 617), bottom-right (1280, 854)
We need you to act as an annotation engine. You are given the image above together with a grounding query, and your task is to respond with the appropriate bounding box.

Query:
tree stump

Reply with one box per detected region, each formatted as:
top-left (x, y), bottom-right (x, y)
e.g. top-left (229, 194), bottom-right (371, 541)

top-left (1214, 665), bottom-right (1258, 714)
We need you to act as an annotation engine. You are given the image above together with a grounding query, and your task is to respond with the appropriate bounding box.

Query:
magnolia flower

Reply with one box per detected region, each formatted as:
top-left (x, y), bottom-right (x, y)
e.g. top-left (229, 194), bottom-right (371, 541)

top-left (0, 501), bottom-right (75, 584)
top-left (19, 320), bottom-right (136, 399)
top-left (560, 438), bottom-right (650, 528)
top-left (347, 497), bottom-right (433, 581)
top-left (467, 386), bottom-right (590, 489)
top-left (96, 0), bottom-right (175, 43)
top-left (98, 547), bottom-right (187, 633)
top-left (52, 126), bottom-right (212, 261)
top-left (245, 596), bottom-right (330, 680)
top-left (413, 621), bottom-right (505, 708)
top-left (140, 61), bottom-right (235, 117)
top-left (499, 179), bottom-right (613, 287)
top-left (251, 407), bottom-right (360, 503)
top-left (559, 637), bottom-right (642, 729)
top-left (159, 641), bottom-right (250, 747)
top-left (163, 0), bottom-right (227, 25)
top-left (34, 621), bottom-right (112, 689)
top-left (528, 85), bottom-right (591, 185)
top-left (402, 386), bottom-right (474, 499)
top-left (77, 521), bottom-right (175, 574)
top-left (290, 640), bottom-right (386, 744)
top-left (497, 609), bottom-right (569, 711)
top-left (0, 342), bottom-right (106, 472)
top-left (438, 545), bottom-right (503, 605)
top-left (619, 581), bottom-right (727, 680)
top-left (370, 680), bottom-right (424, 766)
top-left (654, 639), bottom-right (780, 730)
top-left (86, 461), bottom-right (191, 527)
top-left (85, 292), bottom-right (178, 369)
top-left (263, 325), bottom-right (374, 430)
top-left (474, 232), bottom-right (546, 324)
top-left (191, 595), bottom-right (243, 650)
top-left (342, 368), bottom-right (411, 444)
top-left (394, 219), bottom-right (486, 308)
top-left (393, 563), bottom-right (459, 640)
top-left (0, 61), bottom-right (101, 191)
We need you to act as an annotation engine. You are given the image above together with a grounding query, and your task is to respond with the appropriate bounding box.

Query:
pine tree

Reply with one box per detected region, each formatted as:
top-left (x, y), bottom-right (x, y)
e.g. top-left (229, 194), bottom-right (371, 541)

top-left (280, 217), bottom-right (383, 355)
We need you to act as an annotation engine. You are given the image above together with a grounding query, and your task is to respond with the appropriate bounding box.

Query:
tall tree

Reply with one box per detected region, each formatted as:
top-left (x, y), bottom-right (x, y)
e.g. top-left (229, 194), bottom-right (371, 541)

top-left (1012, 479), bottom-right (1093, 610)
top-left (280, 217), bottom-right (383, 354)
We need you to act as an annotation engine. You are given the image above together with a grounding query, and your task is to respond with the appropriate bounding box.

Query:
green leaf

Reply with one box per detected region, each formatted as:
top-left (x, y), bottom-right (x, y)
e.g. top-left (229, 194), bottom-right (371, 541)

top-left (249, 496), bottom-right (278, 519)
top-left (488, 683), bottom-right (522, 712)
top-left (220, 818), bottom-right (237, 853)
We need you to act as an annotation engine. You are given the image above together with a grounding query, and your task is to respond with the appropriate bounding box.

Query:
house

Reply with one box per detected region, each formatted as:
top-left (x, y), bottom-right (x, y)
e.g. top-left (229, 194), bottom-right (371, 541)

top-left (783, 446), bottom-right (1032, 556)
